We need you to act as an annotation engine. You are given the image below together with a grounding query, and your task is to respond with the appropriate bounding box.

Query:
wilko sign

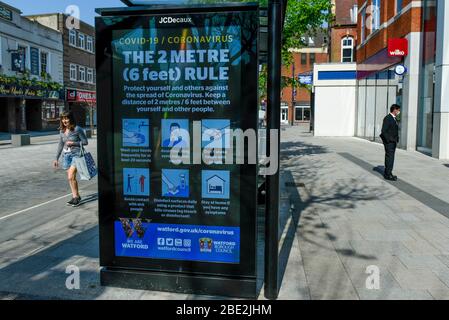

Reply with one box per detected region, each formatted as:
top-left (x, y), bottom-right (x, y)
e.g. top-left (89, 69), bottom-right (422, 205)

top-left (388, 38), bottom-right (408, 57)
top-left (66, 89), bottom-right (96, 103)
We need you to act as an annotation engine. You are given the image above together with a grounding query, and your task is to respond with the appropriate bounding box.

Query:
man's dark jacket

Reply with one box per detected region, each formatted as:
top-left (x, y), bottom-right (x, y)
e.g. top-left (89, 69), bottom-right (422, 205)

top-left (380, 114), bottom-right (399, 144)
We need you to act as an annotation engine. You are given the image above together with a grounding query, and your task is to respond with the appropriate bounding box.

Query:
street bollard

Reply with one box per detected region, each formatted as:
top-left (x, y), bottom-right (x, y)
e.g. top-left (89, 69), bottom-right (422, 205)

top-left (11, 134), bottom-right (31, 147)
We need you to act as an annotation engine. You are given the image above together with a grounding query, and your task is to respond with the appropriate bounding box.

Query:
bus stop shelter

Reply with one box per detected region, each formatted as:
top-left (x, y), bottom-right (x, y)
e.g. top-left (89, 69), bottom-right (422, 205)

top-left (95, 0), bottom-right (286, 300)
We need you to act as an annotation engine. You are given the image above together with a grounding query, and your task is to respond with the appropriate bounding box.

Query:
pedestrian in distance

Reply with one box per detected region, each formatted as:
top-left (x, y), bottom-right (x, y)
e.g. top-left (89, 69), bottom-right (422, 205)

top-left (53, 111), bottom-right (88, 207)
top-left (380, 104), bottom-right (401, 181)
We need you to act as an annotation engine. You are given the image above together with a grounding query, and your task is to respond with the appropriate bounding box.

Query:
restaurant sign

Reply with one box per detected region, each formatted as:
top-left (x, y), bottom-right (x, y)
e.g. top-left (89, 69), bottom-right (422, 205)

top-left (0, 83), bottom-right (62, 99)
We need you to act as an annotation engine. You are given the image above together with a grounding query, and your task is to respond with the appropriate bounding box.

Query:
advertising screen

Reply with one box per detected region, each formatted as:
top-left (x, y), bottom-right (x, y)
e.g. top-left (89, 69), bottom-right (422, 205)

top-left (97, 6), bottom-right (258, 278)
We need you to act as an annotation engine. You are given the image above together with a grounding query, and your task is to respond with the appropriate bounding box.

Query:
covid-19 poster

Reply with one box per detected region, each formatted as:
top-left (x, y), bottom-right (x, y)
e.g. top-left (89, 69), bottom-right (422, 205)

top-left (97, 6), bottom-right (258, 278)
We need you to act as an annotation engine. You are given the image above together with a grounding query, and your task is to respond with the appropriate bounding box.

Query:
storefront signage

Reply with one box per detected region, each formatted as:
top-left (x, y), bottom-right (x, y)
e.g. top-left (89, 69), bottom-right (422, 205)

top-left (0, 6), bottom-right (13, 21)
top-left (388, 38), bottom-right (408, 57)
top-left (299, 73), bottom-right (313, 85)
top-left (11, 51), bottom-right (25, 73)
top-left (96, 4), bottom-right (259, 288)
top-left (394, 64), bottom-right (407, 76)
top-left (0, 83), bottom-right (61, 99)
top-left (66, 89), bottom-right (97, 103)
top-left (30, 47), bottom-right (40, 76)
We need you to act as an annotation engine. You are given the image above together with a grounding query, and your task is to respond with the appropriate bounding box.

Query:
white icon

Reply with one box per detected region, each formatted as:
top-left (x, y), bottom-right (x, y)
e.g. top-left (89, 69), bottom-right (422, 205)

top-left (394, 64), bottom-right (407, 76)
top-left (183, 239), bottom-right (192, 247)
top-left (207, 175), bottom-right (226, 195)
top-left (166, 238), bottom-right (174, 246)
top-left (157, 238), bottom-right (165, 246)
top-left (175, 239), bottom-right (183, 247)
top-left (202, 121), bottom-right (231, 148)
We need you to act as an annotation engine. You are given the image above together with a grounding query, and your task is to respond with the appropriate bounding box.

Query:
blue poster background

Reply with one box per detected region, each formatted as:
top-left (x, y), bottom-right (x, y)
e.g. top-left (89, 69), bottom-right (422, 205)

top-left (115, 222), bottom-right (240, 263)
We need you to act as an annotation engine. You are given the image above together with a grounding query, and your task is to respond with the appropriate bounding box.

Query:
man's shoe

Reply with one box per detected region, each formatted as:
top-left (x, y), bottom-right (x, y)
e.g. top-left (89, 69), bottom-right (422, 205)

top-left (384, 175), bottom-right (397, 181)
top-left (71, 197), bottom-right (82, 207)
top-left (67, 198), bottom-right (75, 205)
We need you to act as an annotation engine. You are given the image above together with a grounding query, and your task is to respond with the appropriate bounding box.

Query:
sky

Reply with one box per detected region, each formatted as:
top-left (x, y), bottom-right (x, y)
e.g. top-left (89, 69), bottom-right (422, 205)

top-left (2, 0), bottom-right (125, 26)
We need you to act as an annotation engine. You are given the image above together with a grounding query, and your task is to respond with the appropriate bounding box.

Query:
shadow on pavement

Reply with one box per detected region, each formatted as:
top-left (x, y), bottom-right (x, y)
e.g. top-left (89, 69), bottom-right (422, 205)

top-left (279, 136), bottom-right (395, 298)
top-left (0, 226), bottom-right (102, 300)
top-left (372, 166), bottom-right (385, 176)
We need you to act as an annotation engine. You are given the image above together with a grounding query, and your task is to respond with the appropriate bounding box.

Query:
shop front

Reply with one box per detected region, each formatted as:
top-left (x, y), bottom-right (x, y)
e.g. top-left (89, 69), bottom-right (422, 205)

top-left (66, 88), bottom-right (97, 129)
top-left (294, 103), bottom-right (311, 122)
top-left (356, 40), bottom-right (406, 143)
top-left (281, 102), bottom-right (289, 124)
top-left (417, 0), bottom-right (437, 155)
top-left (0, 78), bottom-right (64, 133)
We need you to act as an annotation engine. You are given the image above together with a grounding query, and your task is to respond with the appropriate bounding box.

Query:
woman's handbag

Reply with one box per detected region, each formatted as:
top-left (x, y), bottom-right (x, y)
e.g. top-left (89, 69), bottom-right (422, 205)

top-left (74, 146), bottom-right (97, 180)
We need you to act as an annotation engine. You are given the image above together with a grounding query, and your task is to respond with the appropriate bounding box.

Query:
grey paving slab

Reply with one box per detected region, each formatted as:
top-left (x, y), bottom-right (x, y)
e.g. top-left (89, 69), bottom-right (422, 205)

top-left (357, 288), bottom-right (434, 300)
top-left (0, 239), bottom-right (49, 259)
top-left (389, 268), bottom-right (449, 291)
top-left (1, 125), bottom-right (449, 300)
top-left (280, 125), bottom-right (449, 300)
top-left (396, 254), bottom-right (449, 274)
top-left (427, 288), bottom-right (449, 300)
top-left (402, 240), bottom-right (442, 255)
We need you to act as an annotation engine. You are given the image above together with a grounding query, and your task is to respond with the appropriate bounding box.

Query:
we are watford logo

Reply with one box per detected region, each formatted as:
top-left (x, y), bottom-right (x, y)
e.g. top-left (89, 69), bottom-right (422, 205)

top-left (388, 38), bottom-right (408, 57)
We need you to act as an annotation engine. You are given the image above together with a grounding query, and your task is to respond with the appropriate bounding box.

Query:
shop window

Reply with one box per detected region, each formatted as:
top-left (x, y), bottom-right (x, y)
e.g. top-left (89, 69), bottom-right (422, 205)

top-left (79, 66), bottom-right (86, 82)
top-left (70, 64), bottom-right (77, 81)
top-left (69, 30), bottom-right (77, 47)
top-left (341, 37), bottom-right (354, 63)
top-left (295, 106), bottom-right (311, 121)
top-left (79, 33), bottom-right (85, 49)
top-left (41, 101), bottom-right (60, 121)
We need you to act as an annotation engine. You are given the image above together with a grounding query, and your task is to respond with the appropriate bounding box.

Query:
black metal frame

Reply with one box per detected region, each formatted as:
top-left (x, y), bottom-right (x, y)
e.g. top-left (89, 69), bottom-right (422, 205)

top-left (263, 0), bottom-right (284, 300)
top-left (96, 0), bottom-right (285, 300)
top-left (96, 2), bottom-right (261, 299)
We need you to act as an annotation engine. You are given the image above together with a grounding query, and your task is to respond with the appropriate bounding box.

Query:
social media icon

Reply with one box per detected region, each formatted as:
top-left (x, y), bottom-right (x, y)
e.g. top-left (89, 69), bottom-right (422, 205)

top-left (157, 238), bottom-right (165, 246)
top-left (183, 239), bottom-right (192, 247)
top-left (175, 239), bottom-right (182, 247)
top-left (166, 238), bottom-right (174, 246)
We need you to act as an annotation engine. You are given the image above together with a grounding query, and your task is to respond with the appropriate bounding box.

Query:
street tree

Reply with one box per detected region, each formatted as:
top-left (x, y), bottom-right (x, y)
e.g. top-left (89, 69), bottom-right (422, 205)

top-left (259, 0), bottom-right (333, 98)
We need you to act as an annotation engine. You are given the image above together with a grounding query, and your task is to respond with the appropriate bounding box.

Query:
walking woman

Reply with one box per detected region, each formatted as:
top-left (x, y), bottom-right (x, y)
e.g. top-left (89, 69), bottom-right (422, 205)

top-left (53, 111), bottom-right (88, 207)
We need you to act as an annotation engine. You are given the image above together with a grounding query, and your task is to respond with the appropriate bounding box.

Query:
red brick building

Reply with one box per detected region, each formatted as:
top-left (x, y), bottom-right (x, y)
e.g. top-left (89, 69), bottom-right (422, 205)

top-left (356, 0), bottom-right (421, 142)
top-left (329, 0), bottom-right (358, 63)
top-left (281, 32), bottom-right (328, 125)
top-left (355, 0), bottom-right (440, 157)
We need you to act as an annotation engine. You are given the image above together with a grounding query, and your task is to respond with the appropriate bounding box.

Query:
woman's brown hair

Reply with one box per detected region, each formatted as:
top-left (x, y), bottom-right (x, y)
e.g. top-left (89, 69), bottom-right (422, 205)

top-left (59, 111), bottom-right (76, 131)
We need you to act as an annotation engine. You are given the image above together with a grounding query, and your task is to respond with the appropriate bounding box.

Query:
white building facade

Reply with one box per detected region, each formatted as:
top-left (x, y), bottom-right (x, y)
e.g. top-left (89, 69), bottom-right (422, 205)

top-left (0, 1), bottom-right (64, 133)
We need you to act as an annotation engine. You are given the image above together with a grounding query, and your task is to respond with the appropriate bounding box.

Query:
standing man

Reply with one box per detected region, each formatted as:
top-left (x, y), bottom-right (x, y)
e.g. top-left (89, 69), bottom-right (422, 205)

top-left (380, 104), bottom-right (401, 181)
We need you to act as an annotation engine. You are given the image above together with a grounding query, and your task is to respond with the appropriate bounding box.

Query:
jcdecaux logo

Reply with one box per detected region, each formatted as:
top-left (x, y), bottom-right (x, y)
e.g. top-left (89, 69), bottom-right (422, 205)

top-left (158, 16), bottom-right (192, 24)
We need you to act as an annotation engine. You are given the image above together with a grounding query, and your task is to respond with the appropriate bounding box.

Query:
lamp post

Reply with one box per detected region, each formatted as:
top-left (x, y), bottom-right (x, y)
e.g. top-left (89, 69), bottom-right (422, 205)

top-left (265, 0), bottom-right (282, 300)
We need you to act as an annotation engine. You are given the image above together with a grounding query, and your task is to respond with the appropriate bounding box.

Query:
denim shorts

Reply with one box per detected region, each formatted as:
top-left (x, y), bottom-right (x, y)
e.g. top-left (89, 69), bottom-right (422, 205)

top-left (62, 153), bottom-right (78, 170)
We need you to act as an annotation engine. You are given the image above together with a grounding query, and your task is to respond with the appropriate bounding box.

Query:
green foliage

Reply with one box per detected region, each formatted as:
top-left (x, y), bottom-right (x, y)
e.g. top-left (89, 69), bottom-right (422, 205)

top-left (0, 73), bottom-right (62, 91)
top-left (283, 0), bottom-right (333, 65)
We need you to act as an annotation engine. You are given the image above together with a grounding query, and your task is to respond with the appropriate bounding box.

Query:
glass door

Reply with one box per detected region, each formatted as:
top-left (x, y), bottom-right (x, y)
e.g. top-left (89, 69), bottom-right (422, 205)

top-left (281, 105), bottom-right (289, 124)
